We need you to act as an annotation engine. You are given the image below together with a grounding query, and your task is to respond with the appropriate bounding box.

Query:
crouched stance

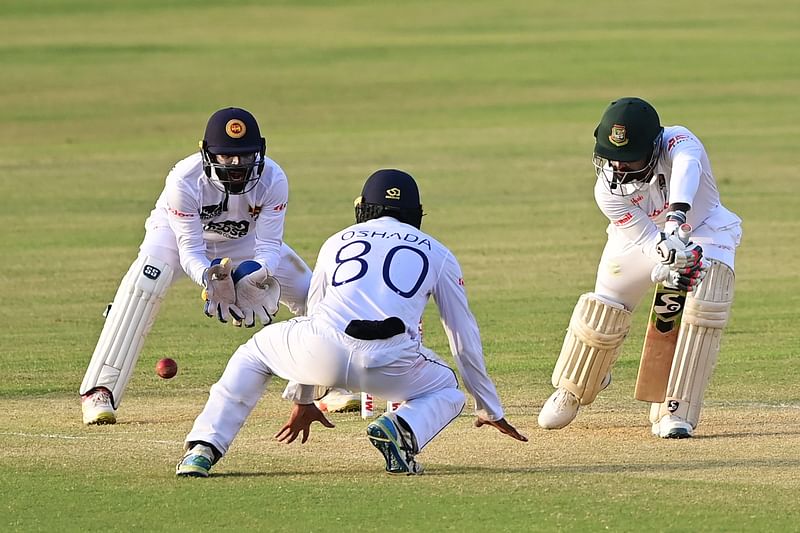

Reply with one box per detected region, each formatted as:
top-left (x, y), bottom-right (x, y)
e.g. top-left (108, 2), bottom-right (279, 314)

top-left (80, 107), bottom-right (311, 425)
top-left (538, 98), bottom-right (741, 438)
top-left (177, 169), bottom-right (526, 477)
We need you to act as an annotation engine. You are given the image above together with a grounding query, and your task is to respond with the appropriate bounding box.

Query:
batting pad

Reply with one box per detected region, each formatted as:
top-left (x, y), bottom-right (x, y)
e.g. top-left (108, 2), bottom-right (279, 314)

top-left (650, 260), bottom-right (734, 427)
top-left (552, 293), bottom-right (632, 405)
top-left (80, 255), bottom-right (173, 407)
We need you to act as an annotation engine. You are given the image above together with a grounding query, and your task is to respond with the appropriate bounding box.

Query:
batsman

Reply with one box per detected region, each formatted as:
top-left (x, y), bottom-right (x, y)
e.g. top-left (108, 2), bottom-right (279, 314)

top-left (538, 97), bottom-right (742, 438)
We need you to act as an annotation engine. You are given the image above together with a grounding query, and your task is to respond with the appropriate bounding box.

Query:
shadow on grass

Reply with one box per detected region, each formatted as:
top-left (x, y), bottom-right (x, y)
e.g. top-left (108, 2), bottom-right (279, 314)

top-left (200, 457), bottom-right (800, 478)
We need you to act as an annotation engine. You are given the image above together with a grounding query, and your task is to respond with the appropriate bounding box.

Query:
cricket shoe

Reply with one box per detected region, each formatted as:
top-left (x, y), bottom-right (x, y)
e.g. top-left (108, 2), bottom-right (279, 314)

top-left (367, 413), bottom-right (423, 475)
top-left (315, 388), bottom-right (361, 413)
top-left (176, 444), bottom-right (216, 478)
top-left (537, 373), bottom-right (612, 430)
top-left (81, 387), bottom-right (117, 425)
top-left (651, 415), bottom-right (693, 439)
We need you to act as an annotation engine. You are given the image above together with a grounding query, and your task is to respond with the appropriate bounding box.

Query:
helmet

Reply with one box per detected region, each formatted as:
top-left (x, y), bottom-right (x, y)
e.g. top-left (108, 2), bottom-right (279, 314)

top-left (354, 169), bottom-right (424, 229)
top-left (200, 107), bottom-right (266, 195)
top-left (592, 97), bottom-right (664, 195)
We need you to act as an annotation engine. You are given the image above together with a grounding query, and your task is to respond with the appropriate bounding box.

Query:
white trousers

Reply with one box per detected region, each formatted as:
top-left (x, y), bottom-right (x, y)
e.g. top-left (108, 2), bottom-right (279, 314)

top-left (185, 317), bottom-right (465, 456)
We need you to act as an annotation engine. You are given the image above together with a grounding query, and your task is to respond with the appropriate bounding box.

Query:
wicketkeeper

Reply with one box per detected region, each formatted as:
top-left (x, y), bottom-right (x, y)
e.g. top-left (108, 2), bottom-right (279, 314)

top-left (80, 107), bottom-right (312, 425)
top-left (538, 97), bottom-right (742, 438)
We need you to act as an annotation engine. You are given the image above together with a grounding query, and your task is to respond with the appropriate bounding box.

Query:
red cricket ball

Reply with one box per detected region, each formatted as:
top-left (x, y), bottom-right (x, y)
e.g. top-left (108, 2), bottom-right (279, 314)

top-left (155, 357), bottom-right (178, 379)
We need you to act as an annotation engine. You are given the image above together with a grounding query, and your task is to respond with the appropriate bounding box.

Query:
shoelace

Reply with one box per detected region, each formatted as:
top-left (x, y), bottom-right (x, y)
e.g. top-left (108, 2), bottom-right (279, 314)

top-left (90, 391), bottom-right (112, 407)
top-left (553, 389), bottom-right (578, 409)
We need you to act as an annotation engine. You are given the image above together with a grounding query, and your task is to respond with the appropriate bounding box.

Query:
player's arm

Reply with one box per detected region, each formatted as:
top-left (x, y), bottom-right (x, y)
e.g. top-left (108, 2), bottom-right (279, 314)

top-left (252, 167), bottom-right (289, 276)
top-left (432, 254), bottom-right (526, 442)
top-left (662, 136), bottom-right (703, 233)
top-left (594, 183), bottom-right (701, 270)
top-left (164, 176), bottom-right (212, 286)
top-left (305, 239), bottom-right (333, 315)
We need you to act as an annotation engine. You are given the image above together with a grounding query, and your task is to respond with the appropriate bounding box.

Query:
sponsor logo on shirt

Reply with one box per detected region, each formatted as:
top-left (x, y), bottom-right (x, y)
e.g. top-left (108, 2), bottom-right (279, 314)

top-left (648, 201), bottom-right (669, 219)
top-left (200, 203), bottom-right (224, 220)
top-left (667, 134), bottom-right (691, 152)
top-left (631, 194), bottom-right (644, 205)
top-left (457, 277), bottom-right (465, 286)
top-left (273, 203), bottom-right (287, 212)
top-left (614, 212), bottom-right (633, 226)
top-left (204, 220), bottom-right (250, 239)
top-left (168, 207), bottom-right (195, 218)
top-left (249, 205), bottom-right (262, 219)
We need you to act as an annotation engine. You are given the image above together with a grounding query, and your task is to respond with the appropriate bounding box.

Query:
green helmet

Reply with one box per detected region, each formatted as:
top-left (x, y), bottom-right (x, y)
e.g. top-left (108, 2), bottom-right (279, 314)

top-left (592, 97), bottom-right (664, 195)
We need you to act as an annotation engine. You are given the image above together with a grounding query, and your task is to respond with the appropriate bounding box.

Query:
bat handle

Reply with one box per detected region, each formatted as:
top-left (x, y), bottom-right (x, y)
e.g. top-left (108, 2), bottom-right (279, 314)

top-left (677, 223), bottom-right (692, 245)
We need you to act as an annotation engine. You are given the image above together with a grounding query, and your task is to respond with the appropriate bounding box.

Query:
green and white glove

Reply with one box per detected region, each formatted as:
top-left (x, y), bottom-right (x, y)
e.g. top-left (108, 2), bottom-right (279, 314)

top-left (202, 258), bottom-right (243, 323)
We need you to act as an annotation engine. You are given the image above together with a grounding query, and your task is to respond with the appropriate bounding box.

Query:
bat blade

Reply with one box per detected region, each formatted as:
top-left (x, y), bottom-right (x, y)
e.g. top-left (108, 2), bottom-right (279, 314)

top-left (634, 283), bottom-right (687, 402)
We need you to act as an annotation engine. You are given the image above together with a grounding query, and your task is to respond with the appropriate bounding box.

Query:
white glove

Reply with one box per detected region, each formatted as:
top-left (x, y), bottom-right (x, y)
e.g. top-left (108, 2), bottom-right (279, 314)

top-left (202, 258), bottom-right (243, 323)
top-left (655, 232), bottom-right (703, 269)
top-left (651, 261), bottom-right (708, 292)
top-left (232, 260), bottom-right (281, 328)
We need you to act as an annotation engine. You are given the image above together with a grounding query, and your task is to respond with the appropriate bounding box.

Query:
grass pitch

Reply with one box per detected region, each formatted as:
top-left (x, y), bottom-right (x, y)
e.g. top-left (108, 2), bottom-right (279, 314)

top-left (1, 1), bottom-right (799, 531)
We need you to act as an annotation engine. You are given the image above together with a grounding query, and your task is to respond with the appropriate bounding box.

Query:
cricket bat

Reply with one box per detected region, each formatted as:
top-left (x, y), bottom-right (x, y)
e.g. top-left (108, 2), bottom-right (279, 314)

top-left (634, 224), bottom-right (692, 402)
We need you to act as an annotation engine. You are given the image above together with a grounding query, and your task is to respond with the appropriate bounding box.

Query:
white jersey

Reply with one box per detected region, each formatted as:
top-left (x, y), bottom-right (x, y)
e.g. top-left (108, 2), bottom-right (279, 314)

top-left (145, 152), bottom-right (289, 285)
top-left (307, 216), bottom-right (503, 418)
top-left (594, 125), bottom-right (741, 264)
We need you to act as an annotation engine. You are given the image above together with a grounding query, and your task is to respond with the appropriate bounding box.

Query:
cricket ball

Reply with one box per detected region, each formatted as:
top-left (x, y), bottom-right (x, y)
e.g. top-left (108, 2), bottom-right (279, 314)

top-left (155, 357), bottom-right (178, 379)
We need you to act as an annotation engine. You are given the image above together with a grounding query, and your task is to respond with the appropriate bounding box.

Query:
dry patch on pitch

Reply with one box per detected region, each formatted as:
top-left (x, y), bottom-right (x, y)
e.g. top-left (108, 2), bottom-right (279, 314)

top-left (2, 392), bottom-right (798, 488)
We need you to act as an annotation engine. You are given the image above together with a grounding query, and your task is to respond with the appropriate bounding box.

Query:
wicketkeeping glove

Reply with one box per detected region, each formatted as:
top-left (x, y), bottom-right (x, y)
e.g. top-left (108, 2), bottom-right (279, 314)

top-left (231, 260), bottom-right (281, 328)
top-left (655, 232), bottom-right (703, 269)
top-left (201, 258), bottom-right (243, 323)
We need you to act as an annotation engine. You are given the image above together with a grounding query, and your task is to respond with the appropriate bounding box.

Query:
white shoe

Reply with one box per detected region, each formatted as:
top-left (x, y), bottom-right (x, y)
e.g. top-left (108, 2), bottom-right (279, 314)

top-left (651, 415), bottom-right (693, 439)
top-left (81, 387), bottom-right (116, 425)
top-left (537, 373), bottom-right (611, 430)
top-left (315, 388), bottom-right (360, 413)
top-left (538, 388), bottom-right (580, 429)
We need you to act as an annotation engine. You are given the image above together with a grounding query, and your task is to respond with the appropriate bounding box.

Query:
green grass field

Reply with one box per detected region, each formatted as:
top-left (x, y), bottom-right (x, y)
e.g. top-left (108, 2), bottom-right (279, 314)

top-left (2, 1), bottom-right (799, 531)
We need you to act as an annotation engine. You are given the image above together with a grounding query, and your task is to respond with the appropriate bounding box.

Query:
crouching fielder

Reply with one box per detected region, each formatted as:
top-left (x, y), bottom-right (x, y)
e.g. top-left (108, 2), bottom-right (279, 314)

top-left (79, 107), bottom-right (311, 425)
top-left (176, 169), bottom-right (527, 478)
top-left (538, 97), bottom-right (741, 438)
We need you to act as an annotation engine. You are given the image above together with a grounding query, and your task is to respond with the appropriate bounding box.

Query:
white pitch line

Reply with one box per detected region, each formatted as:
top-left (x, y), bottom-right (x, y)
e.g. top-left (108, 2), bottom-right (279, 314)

top-left (0, 431), bottom-right (182, 445)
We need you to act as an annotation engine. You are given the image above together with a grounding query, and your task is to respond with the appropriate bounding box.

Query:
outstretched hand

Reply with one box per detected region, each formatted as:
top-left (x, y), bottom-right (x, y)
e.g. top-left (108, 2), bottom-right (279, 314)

top-left (275, 403), bottom-right (335, 444)
top-left (474, 417), bottom-right (528, 442)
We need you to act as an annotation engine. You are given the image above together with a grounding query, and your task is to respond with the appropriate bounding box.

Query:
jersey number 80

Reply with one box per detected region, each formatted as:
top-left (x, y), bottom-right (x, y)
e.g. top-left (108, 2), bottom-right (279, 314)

top-left (332, 240), bottom-right (429, 299)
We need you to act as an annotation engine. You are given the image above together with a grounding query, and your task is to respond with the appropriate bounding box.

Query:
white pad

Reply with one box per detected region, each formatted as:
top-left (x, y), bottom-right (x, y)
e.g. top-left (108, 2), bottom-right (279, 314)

top-left (552, 293), bottom-right (632, 405)
top-left (80, 255), bottom-right (173, 407)
top-left (650, 260), bottom-right (734, 427)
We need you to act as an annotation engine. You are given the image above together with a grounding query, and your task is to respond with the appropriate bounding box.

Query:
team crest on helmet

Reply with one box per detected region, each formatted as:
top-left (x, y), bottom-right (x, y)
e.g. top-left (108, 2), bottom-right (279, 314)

top-left (385, 187), bottom-right (401, 200)
top-left (608, 124), bottom-right (629, 147)
top-left (225, 119), bottom-right (246, 139)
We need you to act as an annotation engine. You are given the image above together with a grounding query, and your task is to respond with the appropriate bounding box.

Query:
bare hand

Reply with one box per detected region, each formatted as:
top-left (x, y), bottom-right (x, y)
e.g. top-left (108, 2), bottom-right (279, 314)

top-left (474, 417), bottom-right (528, 442)
top-left (274, 403), bottom-right (335, 444)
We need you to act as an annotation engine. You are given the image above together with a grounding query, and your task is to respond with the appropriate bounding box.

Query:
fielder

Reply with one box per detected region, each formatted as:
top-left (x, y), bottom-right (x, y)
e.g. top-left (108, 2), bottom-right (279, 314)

top-left (80, 107), bottom-right (312, 425)
top-left (176, 169), bottom-right (527, 477)
top-left (538, 97), bottom-right (742, 438)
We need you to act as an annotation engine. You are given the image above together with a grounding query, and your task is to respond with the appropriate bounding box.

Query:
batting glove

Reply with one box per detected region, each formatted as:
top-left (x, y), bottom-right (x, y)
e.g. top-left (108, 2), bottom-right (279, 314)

top-left (202, 258), bottom-right (243, 323)
top-left (655, 232), bottom-right (703, 269)
top-left (651, 260), bottom-right (708, 292)
top-left (232, 260), bottom-right (281, 328)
